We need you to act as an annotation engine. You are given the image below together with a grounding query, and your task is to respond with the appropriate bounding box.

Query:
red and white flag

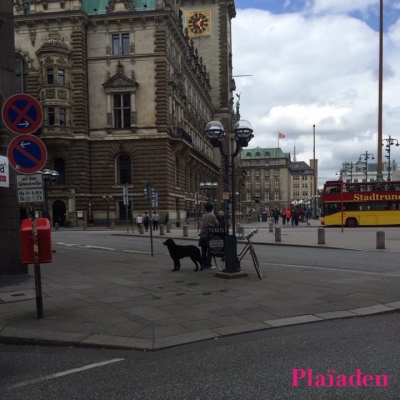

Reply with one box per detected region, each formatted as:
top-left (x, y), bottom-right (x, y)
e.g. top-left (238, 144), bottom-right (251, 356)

top-left (278, 131), bottom-right (286, 139)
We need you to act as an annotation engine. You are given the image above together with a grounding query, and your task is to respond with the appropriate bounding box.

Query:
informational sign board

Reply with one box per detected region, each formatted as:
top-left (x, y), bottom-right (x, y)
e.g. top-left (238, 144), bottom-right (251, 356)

top-left (208, 227), bottom-right (226, 257)
top-left (7, 134), bottom-right (47, 174)
top-left (2, 94), bottom-right (43, 135)
top-left (0, 155), bottom-right (9, 188)
top-left (17, 188), bottom-right (44, 204)
top-left (16, 173), bottom-right (43, 189)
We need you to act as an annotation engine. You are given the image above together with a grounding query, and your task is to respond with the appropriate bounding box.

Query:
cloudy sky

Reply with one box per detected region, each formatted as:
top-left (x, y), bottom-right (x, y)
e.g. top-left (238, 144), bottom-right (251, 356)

top-left (232, 0), bottom-right (400, 186)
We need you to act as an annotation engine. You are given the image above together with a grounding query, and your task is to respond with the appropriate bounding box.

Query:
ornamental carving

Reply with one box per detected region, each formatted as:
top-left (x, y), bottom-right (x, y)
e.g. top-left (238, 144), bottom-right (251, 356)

top-left (58, 90), bottom-right (67, 100)
top-left (46, 89), bottom-right (55, 99)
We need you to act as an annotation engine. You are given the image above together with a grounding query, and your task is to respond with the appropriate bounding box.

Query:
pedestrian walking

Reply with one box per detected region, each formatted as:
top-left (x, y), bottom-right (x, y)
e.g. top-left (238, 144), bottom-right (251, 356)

top-left (153, 212), bottom-right (160, 230)
top-left (136, 214), bottom-right (143, 230)
top-left (281, 208), bottom-right (286, 225)
top-left (198, 203), bottom-right (219, 269)
top-left (143, 212), bottom-right (150, 232)
top-left (285, 208), bottom-right (291, 225)
top-left (273, 207), bottom-right (280, 225)
top-left (305, 208), bottom-right (312, 225)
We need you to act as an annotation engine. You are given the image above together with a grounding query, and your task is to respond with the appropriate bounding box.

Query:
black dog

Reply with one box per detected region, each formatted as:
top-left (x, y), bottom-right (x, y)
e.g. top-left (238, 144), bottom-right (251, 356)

top-left (163, 239), bottom-right (203, 271)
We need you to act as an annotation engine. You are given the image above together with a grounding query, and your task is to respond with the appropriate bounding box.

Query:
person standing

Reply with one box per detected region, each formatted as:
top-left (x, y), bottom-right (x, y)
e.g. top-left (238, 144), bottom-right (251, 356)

top-left (136, 214), bottom-right (143, 230)
top-left (142, 212), bottom-right (150, 232)
top-left (198, 203), bottom-right (219, 269)
top-left (305, 208), bottom-right (312, 225)
top-left (285, 208), bottom-right (291, 225)
top-left (153, 212), bottom-right (159, 230)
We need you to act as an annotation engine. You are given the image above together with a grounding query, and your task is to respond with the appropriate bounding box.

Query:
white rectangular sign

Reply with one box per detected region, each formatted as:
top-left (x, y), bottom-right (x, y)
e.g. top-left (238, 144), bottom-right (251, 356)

top-left (17, 189), bottom-right (44, 204)
top-left (0, 155), bottom-right (9, 188)
top-left (17, 173), bottom-right (43, 189)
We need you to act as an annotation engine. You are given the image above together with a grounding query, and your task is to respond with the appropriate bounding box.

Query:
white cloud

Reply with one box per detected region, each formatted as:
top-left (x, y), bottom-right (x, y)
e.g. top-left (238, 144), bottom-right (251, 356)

top-left (309, 0), bottom-right (378, 15)
top-left (232, 7), bottom-right (400, 186)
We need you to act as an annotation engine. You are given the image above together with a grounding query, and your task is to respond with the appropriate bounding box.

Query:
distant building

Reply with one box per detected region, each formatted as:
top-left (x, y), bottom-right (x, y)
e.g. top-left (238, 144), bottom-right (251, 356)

top-left (341, 161), bottom-right (398, 182)
top-left (240, 147), bottom-right (291, 212)
top-left (290, 161), bottom-right (315, 205)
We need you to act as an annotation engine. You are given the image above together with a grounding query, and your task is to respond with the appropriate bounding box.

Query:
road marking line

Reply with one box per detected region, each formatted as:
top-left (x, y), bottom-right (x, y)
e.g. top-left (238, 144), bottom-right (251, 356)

top-left (123, 250), bottom-right (151, 254)
top-left (55, 242), bottom-right (80, 247)
top-left (8, 358), bottom-right (125, 390)
top-left (263, 262), bottom-right (400, 278)
top-left (82, 245), bottom-right (115, 251)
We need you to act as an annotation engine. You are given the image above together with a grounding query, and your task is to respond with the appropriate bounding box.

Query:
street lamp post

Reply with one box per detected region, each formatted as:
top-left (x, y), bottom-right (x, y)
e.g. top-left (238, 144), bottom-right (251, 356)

top-left (204, 120), bottom-right (254, 274)
top-left (359, 151), bottom-right (375, 182)
top-left (103, 195), bottom-right (113, 228)
top-left (382, 136), bottom-right (399, 181)
top-left (41, 169), bottom-right (59, 221)
top-left (199, 181), bottom-right (218, 202)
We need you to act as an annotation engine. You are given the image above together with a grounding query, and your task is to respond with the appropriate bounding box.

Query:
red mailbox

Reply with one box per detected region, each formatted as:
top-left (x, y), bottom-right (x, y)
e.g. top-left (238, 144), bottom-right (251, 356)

top-left (20, 218), bottom-right (53, 264)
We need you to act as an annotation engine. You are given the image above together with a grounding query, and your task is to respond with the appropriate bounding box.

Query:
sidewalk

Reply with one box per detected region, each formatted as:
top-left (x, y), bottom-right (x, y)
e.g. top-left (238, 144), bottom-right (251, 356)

top-left (1, 220), bottom-right (400, 351)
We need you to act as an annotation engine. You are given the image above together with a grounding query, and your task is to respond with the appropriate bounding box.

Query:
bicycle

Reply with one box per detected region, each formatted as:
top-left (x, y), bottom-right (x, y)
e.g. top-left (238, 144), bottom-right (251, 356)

top-left (212, 228), bottom-right (262, 279)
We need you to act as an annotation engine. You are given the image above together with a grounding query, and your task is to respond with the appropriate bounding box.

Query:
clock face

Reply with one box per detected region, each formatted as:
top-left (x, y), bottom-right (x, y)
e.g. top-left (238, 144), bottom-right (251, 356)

top-left (187, 11), bottom-right (211, 36)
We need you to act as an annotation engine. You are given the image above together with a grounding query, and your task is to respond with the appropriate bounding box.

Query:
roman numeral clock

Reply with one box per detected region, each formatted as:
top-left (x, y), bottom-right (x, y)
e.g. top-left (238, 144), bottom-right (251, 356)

top-left (186, 10), bottom-right (211, 37)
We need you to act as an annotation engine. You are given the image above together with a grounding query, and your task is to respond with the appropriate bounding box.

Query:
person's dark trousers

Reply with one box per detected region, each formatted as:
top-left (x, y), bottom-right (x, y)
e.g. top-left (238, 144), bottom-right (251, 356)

top-left (144, 223), bottom-right (149, 232)
top-left (282, 217), bottom-right (286, 225)
top-left (201, 244), bottom-right (211, 268)
top-left (153, 221), bottom-right (158, 230)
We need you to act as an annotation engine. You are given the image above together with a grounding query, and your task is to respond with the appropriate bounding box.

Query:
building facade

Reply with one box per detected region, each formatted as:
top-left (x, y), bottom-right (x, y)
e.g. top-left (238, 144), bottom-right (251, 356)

top-left (240, 147), bottom-right (292, 213)
top-left (290, 160), bottom-right (315, 207)
top-left (341, 161), bottom-right (398, 183)
top-left (13, 0), bottom-right (236, 225)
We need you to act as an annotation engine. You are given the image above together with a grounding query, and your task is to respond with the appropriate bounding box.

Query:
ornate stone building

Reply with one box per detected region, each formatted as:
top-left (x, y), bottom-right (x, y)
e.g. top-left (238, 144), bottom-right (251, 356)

top-left (240, 147), bottom-right (292, 213)
top-left (13, 0), bottom-right (237, 225)
top-left (290, 161), bottom-right (315, 203)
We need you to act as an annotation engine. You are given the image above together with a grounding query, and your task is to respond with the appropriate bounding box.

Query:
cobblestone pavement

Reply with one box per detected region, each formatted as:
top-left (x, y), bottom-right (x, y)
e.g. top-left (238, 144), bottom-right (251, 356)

top-left (1, 219), bottom-right (399, 351)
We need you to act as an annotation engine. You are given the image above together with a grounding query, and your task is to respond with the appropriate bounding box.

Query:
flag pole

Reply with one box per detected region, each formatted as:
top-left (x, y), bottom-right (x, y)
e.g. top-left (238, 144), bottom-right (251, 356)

top-left (278, 131), bottom-right (279, 148)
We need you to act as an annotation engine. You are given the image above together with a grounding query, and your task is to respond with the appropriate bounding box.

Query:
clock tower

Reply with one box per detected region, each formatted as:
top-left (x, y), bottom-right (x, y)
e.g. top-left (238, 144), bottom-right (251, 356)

top-left (180, 0), bottom-right (236, 128)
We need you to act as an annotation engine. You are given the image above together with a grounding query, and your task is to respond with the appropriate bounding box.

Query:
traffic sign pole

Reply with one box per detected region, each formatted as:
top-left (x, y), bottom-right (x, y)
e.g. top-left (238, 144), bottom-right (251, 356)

top-left (7, 134), bottom-right (47, 174)
top-left (2, 94), bottom-right (43, 135)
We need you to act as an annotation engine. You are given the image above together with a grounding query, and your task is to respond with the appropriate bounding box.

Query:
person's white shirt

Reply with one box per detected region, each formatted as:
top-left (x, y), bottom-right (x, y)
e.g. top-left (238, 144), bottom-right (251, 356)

top-left (136, 215), bottom-right (143, 224)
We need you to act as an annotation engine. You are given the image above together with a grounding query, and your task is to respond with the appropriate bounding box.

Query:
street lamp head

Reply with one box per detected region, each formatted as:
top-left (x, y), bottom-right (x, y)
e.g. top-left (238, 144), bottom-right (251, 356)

top-left (204, 121), bottom-right (225, 147)
top-left (234, 120), bottom-right (254, 148)
top-left (200, 182), bottom-right (205, 189)
top-left (212, 182), bottom-right (218, 189)
top-left (42, 169), bottom-right (52, 180)
top-left (205, 181), bottom-right (212, 189)
top-left (50, 170), bottom-right (59, 184)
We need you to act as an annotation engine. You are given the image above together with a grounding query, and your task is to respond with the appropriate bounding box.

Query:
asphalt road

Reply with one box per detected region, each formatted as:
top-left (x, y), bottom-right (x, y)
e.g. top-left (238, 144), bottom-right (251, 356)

top-left (52, 231), bottom-right (400, 276)
top-left (1, 313), bottom-right (399, 399)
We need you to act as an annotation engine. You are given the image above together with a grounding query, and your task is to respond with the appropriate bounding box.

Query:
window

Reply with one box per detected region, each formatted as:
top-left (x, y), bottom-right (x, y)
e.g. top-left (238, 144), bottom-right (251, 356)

top-left (117, 154), bottom-right (132, 184)
top-left (112, 33), bottom-right (130, 55)
top-left (256, 160), bottom-right (260, 165)
top-left (265, 181), bottom-right (269, 189)
top-left (264, 193), bottom-right (270, 201)
top-left (255, 152), bottom-right (261, 157)
top-left (118, 200), bottom-right (132, 220)
top-left (59, 108), bottom-right (66, 125)
top-left (54, 158), bottom-right (65, 185)
top-left (58, 69), bottom-right (65, 85)
top-left (113, 94), bottom-right (131, 128)
top-left (246, 193), bottom-right (251, 201)
top-left (255, 170), bottom-right (260, 177)
top-left (274, 169), bottom-right (279, 176)
top-left (15, 57), bottom-right (29, 93)
top-left (274, 179), bottom-right (279, 188)
top-left (293, 175), bottom-right (299, 181)
top-left (255, 180), bottom-right (260, 189)
top-left (47, 68), bottom-right (54, 84)
top-left (274, 192), bottom-right (280, 201)
top-left (48, 107), bottom-right (55, 125)
top-left (246, 180), bottom-right (250, 189)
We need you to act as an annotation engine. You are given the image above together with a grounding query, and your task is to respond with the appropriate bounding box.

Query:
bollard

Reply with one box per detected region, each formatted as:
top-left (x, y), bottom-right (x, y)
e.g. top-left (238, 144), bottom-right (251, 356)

top-left (183, 225), bottom-right (188, 237)
top-left (166, 223), bottom-right (171, 233)
top-left (269, 222), bottom-right (273, 233)
top-left (275, 227), bottom-right (281, 242)
top-left (160, 225), bottom-right (165, 235)
top-left (55, 223), bottom-right (59, 231)
top-left (237, 226), bottom-right (244, 235)
top-left (83, 222), bottom-right (87, 230)
top-left (110, 221), bottom-right (115, 229)
top-left (376, 231), bottom-right (385, 249)
top-left (318, 228), bottom-right (325, 245)
top-left (139, 224), bottom-right (145, 234)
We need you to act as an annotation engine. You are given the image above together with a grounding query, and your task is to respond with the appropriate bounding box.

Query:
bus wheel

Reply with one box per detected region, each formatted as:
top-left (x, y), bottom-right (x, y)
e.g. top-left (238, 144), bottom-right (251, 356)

top-left (346, 218), bottom-right (358, 227)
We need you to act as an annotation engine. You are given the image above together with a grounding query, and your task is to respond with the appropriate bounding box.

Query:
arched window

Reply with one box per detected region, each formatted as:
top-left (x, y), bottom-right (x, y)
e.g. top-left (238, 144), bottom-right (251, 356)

top-left (15, 56), bottom-right (29, 93)
top-left (54, 158), bottom-right (65, 185)
top-left (265, 152), bottom-right (270, 158)
top-left (255, 152), bottom-right (261, 157)
top-left (117, 154), bottom-right (132, 184)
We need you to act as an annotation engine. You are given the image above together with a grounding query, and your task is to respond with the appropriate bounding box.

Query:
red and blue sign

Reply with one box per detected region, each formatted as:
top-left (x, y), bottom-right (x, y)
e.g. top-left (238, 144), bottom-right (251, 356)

top-left (7, 134), bottom-right (47, 174)
top-left (1, 94), bottom-right (43, 135)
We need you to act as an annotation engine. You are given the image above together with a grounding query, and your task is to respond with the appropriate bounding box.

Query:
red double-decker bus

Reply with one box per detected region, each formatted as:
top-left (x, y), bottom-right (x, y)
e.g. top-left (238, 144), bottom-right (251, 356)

top-left (321, 180), bottom-right (400, 227)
